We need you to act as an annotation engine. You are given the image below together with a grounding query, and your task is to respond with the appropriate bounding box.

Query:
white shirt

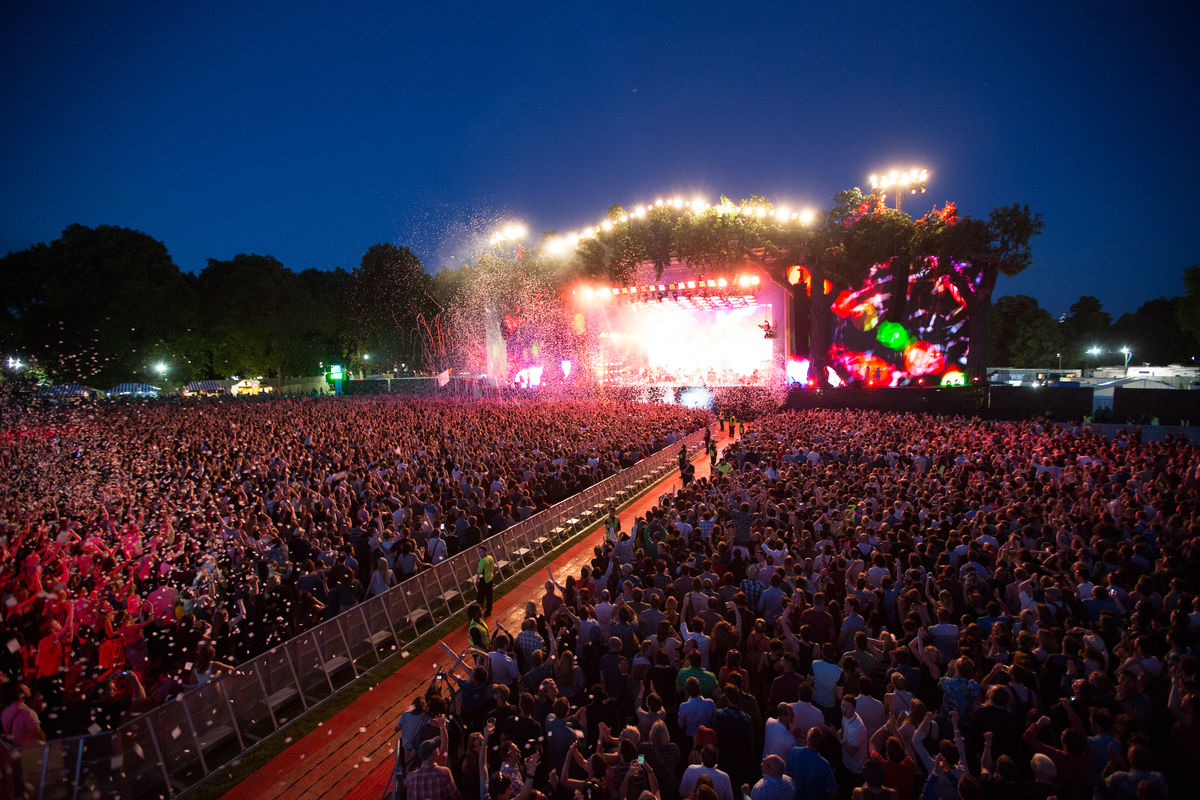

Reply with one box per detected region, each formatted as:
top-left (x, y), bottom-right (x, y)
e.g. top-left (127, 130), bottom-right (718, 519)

top-left (841, 712), bottom-right (868, 774)
top-left (595, 601), bottom-right (615, 636)
top-left (680, 764), bottom-right (734, 800)
top-left (763, 717), bottom-right (796, 759)
top-left (680, 620), bottom-right (712, 668)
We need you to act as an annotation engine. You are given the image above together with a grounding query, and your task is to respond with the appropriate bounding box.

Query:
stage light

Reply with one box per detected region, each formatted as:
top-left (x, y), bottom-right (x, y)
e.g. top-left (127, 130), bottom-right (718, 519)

top-left (786, 358), bottom-right (810, 385)
top-left (717, 278), bottom-right (728, 288)
top-left (870, 167), bottom-right (929, 210)
top-left (750, 275), bottom-right (760, 285)
top-left (602, 220), bottom-right (613, 231)
top-left (799, 209), bottom-right (816, 225)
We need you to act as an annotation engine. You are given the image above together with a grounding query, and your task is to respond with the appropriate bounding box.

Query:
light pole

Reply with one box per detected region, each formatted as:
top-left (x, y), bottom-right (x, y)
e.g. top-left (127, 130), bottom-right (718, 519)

top-left (153, 362), bottom-right (168, 379)
top-left (1120, 346), bottom-right (1132, 375)
top-left (1086, 346), bottom-right (1101, 378)
top-left (869, 168), bottom-right (929, 212)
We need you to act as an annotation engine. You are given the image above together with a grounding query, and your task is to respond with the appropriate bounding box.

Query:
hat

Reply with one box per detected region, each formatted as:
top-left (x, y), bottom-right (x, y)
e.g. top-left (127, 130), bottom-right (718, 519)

top-left (696, 725), bottom-right (717, 748)
top-left (418, 740), bottom-right (438, 762)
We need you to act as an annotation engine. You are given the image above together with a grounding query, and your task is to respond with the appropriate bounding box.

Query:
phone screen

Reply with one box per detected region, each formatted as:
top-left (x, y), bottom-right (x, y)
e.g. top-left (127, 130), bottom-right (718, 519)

top-left (637, 755), bottom-right (644, 765)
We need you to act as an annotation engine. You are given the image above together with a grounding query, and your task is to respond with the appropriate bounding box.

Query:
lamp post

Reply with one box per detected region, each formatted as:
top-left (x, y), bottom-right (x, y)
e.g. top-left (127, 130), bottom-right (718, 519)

top-left (153, 362), bottom-right (168, 378)
top-left (869, 168), bottom-right (929, 212)
top-left (1120, 346), bottom-right (1132, 375)
top-left (1086, 346), bottom-right (1101, 378)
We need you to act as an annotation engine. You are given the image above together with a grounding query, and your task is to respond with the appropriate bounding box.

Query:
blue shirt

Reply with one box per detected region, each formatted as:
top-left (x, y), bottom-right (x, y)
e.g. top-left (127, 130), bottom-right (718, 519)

top-left (752, 775), bottom-right (796, 800)
top-left (784, 746), bottom-right (837, 800)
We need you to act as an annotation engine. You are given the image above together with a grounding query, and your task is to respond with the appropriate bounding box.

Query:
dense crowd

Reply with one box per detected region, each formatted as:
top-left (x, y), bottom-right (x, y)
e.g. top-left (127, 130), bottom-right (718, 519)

top-left (398, 409), bottom-right (1196, 800)
top-left (0, 396), bottom-right (708, 741)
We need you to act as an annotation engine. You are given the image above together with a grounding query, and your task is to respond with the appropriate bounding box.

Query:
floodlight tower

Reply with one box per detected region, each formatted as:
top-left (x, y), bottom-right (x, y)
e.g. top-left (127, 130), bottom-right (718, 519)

top-left (869, 168), bottom-right (929, 212)
top-left (488, 222), bottom-right (529, 257)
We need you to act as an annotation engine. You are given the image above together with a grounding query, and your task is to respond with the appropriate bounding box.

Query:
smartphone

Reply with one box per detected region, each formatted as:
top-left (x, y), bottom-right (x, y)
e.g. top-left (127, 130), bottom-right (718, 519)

top-left (637, 755), bottom-right (645, 765)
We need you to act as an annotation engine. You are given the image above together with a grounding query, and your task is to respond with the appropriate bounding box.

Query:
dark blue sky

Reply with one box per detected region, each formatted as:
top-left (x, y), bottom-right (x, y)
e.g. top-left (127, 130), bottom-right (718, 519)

top-left (2, 2), bottom-right (1198, 317)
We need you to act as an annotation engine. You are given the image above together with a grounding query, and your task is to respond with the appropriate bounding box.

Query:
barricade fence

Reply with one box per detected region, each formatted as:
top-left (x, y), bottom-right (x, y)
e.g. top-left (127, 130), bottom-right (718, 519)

top-left (21, 427), bottom-right (709, 800)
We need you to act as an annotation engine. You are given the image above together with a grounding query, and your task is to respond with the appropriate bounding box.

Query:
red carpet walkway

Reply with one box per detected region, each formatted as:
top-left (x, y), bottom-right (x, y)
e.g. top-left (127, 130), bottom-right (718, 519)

top-left (220, 427), bottom-right (733, 800)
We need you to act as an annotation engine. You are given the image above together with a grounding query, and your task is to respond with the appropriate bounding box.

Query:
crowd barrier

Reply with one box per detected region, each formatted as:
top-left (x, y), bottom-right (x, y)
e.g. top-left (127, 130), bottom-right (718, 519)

top-left (18, 427), bottom-right (709, 800)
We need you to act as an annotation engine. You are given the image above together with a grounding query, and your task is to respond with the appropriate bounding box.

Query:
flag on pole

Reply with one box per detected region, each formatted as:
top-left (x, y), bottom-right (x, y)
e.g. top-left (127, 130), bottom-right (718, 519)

top-left (436, 369), bottom-right (450, 387)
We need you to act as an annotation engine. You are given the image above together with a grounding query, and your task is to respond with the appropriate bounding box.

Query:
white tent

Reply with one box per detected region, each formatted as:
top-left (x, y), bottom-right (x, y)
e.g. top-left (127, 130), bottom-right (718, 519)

top-left (230, 378), bottom-right (272, 396)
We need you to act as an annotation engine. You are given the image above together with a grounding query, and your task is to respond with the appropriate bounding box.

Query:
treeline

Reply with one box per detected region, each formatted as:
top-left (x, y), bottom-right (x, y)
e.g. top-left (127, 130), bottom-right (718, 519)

top-left (988, 282), bottom-right (1200, 369)
top-left (0, 224), bottom-right (442, 386)
top-left (3, 216), bottom-right (1197, 386)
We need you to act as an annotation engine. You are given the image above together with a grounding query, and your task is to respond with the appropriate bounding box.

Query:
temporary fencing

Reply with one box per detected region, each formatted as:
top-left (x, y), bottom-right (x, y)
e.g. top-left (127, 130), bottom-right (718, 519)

top-left (19, 426), bottom-right (708, 800)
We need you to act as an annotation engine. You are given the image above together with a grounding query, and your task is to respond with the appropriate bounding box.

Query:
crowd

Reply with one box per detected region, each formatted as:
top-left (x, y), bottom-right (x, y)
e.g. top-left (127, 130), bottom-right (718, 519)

top-left (0, 396), bottom-right (708, 741)
top-left (397, 409), bottom-right (1195, 800)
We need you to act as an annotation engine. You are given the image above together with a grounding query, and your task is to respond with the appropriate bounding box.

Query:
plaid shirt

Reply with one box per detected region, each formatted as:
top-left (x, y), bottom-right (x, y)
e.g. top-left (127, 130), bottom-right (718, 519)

top-left (741, 578), bottom-right (763, 611)
top-left (516, 629), bottom-right (546, 664)
top-left (404, 762), bottom-right (459, 800)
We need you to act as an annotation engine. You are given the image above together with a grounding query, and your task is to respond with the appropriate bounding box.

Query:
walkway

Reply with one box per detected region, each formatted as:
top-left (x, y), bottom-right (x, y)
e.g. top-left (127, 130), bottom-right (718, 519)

top-left (219, 427), bottom-right (733, 800)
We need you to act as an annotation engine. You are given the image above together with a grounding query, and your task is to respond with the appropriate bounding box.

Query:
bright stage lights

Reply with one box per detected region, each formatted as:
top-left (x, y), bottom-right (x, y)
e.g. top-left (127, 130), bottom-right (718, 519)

top-left (490, 222), bottom-right (529, 246)
top-left (869, 168), bottom-right (929, 211)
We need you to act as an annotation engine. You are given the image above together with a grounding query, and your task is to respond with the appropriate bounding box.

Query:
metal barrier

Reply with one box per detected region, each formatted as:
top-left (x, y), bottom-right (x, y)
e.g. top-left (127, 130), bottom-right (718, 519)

top-left (19, 427), bottom-right (709, 800)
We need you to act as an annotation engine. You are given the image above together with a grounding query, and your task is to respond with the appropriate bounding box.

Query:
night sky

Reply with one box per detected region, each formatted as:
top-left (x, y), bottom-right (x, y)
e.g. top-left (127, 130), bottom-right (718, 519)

top-left (2, 2), bottom-right (1198, 317)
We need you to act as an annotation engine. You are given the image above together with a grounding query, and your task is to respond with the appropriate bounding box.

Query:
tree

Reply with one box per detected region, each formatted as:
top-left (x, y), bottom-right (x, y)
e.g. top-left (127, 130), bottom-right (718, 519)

top-left (1177, 265), bottom-right (1200, 343)
top-left (350, 244), bottom-right (437, 370)
top-left (297, 267), bottom-right (353, 369)
top-left (1113, 297), bottom-right (1198, 366)
top-left (0, 224), bottom-right (198, 386)
top-left (198, 254), bottom-right (316, 380)
top-left (1057, 295), bottom-right (1112, 367)
top-left (928, 204), bottom-right (1044, 380)
top-left (988, 295), bottom-right (1065, 368)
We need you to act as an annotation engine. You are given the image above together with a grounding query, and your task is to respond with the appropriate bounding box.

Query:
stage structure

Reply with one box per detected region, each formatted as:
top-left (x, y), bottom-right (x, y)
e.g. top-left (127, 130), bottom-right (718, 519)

top-left (572, 262), bottom-right (788, 390)
top-left (490, 257), bottom-right (973, 397)
top-left (490, 253), bottom-right (976, 399)
top-left (816, 255), bottom-right (973, 389)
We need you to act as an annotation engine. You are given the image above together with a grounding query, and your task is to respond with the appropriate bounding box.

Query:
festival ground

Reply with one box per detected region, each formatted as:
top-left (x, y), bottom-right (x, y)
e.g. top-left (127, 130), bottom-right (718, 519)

top-left (218, 428), bottom-right (735, 800)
